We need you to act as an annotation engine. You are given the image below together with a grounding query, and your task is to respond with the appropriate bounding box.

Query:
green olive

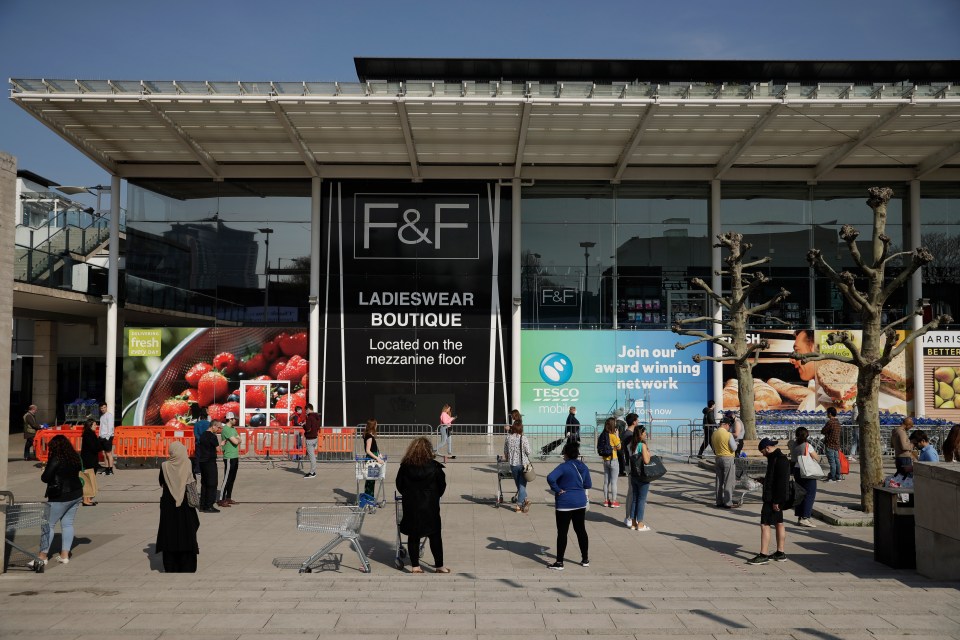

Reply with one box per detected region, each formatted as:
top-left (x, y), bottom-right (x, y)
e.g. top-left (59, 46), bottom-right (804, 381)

top-left (936, 367), bottom-right (956, 383)
top-left (939, 382), bottom-right (955, 401)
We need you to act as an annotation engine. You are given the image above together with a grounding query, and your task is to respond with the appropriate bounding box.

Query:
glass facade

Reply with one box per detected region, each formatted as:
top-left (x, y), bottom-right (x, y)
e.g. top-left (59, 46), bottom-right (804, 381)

top-left (920, 187), bottom-right (960, 323)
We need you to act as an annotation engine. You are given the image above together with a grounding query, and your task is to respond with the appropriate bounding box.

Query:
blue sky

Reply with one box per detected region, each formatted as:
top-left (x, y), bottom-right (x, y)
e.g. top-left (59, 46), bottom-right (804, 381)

top-left (2, 0), bottom-right (958, 197)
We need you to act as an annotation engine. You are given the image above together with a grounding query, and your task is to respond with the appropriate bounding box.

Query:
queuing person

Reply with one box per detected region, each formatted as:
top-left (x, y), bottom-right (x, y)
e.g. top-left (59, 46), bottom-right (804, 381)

top-left (565, 406), bottom-right (580, 442)
top-left (821, 407), bottom-right (843, 481)
top-left (196, 420), bottom-right (222, 512)
top-left (302, 404), bottom-right (321, 478)
top-left (504, 419), bottom-right (532, 513)
top-left (505, 408), bottom-right (521, 433)
top-left (599, 417), bottom-right (621, 507)
top-left (711, 416), bottom-right (737, 509)
top-left (791, 427), bottom-right (819, 528)
top-left (943, 423), bottom-right (960, 463)
top-left (697, 400), bottom-right (716, 459)
top-left (363, 419), bottom-right (385, 497)
top-left (217, 412), bottom-right (241, 508)
top-left (729, 411), bottom-right (745, 457)
top-left (619, 413), bottom-right (640, 526)
top-left (908, 430), bottom-right (940, 469)
top-left (191, 409), bottom-right (210, 475)
top-left (546, 440), bottom-right (592, 570)
top-left (80, 419), bottom-right (100, 507)
top-left (616, 416), bottom-right (628, 477)
top-left (434, 404), bottom-right (457, 460)
top-left (396, 436), bottom-right (449, 574)
top-left (626, 424), bottom-right (653, 531)
top-left (747, 438), bottom-right (790, 565)
top-left (890, 416), bottom-right (914, 476)
top-left (156, 441), bottom-right (200, 573)
top-left (30, 435), bottom-right (83, 567)
top-left (22, 404), bottom-right (39, 461)
top-left (98, 402), bottom-right (116, 475)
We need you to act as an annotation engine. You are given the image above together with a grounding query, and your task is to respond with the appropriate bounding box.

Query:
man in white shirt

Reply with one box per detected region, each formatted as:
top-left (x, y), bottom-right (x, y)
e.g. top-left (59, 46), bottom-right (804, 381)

top-left (99, 402), bottom-right (116, 475)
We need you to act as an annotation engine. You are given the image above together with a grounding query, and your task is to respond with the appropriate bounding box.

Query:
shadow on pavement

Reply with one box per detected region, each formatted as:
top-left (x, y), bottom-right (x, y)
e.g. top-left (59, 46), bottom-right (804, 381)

top-left (486, 536), bottom-right (548, 564)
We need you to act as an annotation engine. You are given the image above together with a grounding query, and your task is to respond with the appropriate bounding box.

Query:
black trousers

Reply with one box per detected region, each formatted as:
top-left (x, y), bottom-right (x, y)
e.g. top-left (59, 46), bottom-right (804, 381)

top-left (24, 438), bottom-right (33, 460)
top-left (408, 532), bottom-right (443, 569)
top-left (555, 508), bottom-right (588, 563)
top-left (698, 426), bottom-right (715, 456)
top-left (198, 461), bottom-right (218, 508)
top-left (162, 550), bottom-right (197, 573)
top-left (219, 458), bottom-right (238, 501)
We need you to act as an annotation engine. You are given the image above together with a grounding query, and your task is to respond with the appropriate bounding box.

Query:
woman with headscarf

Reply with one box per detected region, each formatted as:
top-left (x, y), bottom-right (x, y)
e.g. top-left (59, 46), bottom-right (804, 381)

top-left (396, 436), bottom-right (448, 574)
top-left (156, 441), bottom-right (200, 573)
top-left (29, 435), bottom-right (83, 567)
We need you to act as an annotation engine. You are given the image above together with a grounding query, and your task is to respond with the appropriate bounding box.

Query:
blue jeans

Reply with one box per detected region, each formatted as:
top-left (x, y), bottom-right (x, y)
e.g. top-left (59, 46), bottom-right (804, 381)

top-left (826, 448), bottom-right (840, 480)
top-left (41, 498), bottom-right (81, 555)
top-left (435, 427), bottom-right (453, 455)
top-left (510, 465), bottom-right (528, 504)
top-left (793, 468), bottom-right (817, 518)
top-left (602, 459), bottom-right (619, 502)
top-left (628, 478), bottom-right (651, 523)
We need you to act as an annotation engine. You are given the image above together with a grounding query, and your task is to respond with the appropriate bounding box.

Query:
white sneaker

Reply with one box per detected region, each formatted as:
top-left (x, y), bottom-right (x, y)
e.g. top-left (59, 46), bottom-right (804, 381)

top-left (26, 558), bottom-right (47, 568)
top-left (53, 554), bottom-right (69, 564)
top-left (798, 518), bottom-right (817, 528)
top-left (624, 517), bottom-right (633, 527)
top-left (636, 525), bottom-right (652, 532)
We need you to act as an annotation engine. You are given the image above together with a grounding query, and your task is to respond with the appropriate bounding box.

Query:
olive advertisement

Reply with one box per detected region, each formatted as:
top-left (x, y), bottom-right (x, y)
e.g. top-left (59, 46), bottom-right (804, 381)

top-left (919, 330), bottom-right (960, 418)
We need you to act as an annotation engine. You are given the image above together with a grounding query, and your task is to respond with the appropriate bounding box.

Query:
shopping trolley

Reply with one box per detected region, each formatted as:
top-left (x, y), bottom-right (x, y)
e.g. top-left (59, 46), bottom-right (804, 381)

top-left (1, 490), bottom-right (50, 573)
top-left (296, 505), bottom-right (370, 573)
top-left (495, 455), bottom-right (518, 506)
top-left (734, 457), bottom-right (769, 506)
top-left (355, 455), bottom-right (387, 509)
top-left (392, 491), bottom-right (427, 570)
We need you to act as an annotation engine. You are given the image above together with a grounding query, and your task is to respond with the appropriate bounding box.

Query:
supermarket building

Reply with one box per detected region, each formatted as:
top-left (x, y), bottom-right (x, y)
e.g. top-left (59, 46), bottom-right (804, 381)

top-left (6, 57), bottom-right (960, 429)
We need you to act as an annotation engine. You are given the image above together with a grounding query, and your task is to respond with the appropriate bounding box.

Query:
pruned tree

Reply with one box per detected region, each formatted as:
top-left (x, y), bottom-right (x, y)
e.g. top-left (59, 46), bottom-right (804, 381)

top-left (795, 187), bottom-right (952, 513)
top-left (673, 231), bottom-right (790, 440)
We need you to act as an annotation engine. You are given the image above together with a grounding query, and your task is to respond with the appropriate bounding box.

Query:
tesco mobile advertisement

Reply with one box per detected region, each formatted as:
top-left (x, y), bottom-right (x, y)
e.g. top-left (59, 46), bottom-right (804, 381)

top-left (520, 330), bottom-right (710, 425)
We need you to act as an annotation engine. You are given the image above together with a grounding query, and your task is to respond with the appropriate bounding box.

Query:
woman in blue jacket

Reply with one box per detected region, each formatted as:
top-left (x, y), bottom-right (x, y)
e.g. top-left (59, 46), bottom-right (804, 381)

top-left (545, 440), bottom-right (592, 570)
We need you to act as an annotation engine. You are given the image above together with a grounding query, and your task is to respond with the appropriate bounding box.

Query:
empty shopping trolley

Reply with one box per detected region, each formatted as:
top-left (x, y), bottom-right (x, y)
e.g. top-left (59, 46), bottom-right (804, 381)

top-left (1, 490), bottom-right (50, 573)
top-left (355, 455), bottom-right (387, 509)
top-left (296, 505), bottom-right (370, 573)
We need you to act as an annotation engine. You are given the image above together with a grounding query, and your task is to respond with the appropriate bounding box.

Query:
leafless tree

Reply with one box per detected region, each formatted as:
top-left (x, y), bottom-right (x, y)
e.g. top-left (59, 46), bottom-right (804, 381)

top-left (673, 231), bottom-right (790, 440)
top-left (795, 187), bottom-right (952, 513)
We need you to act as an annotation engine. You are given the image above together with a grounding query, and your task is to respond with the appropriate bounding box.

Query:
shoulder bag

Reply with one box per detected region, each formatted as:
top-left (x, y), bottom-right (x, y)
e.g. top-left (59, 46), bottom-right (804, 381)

top-left (521, 439), bottom-right (536, 482)
top-left (638, 444), bottom-right (667, 482)
top-left (572, 461), bottom-right (589, 510)
top-left (797, 443), bottom-right (826, 479)
top-left (184, 479), bottom-right (200, 508)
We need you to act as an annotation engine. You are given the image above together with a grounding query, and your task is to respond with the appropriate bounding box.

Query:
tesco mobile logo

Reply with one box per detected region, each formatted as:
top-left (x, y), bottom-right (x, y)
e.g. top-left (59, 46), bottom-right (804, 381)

top-left (539, 352), bottom-right (573, 386)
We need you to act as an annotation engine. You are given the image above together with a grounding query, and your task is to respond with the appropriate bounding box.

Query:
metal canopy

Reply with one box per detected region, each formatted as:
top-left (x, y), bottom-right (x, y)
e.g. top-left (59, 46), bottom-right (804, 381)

top-left (10, 75), bottom-right (960, 190)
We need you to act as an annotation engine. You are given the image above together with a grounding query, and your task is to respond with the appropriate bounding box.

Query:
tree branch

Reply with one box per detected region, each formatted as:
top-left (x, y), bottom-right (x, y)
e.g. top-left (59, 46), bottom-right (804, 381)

top-left (746, 287), bottom-right (790, 316)
top-left (888, 314), bottom-right (954, 360)
top-left (881, 248), bottom-right (934, 302)
top-left (741, 257), bottom-right (771, 270)
top-left (808, 249), bottom-right (871, 311)
top-left (689, 277), bottom-right (732, 310)
top-left (677, 315), bottom-right (731, 327)
top-left (839, 224), bottom-right (874, 276)
top-left (881, 308), bottom-right (922, 334)
top-left (673, 328), bottom-right (734, 354)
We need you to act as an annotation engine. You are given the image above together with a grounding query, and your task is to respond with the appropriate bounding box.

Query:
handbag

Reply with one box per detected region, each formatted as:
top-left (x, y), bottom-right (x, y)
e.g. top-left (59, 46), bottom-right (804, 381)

top-left (639, 447), bottom-right (667, 483)
top-left (798, 443), bottom-right (826, 479)
top-left (521, 443), bottom-right (536, 482)
top-left (184, 479), bottom-right (200, 508)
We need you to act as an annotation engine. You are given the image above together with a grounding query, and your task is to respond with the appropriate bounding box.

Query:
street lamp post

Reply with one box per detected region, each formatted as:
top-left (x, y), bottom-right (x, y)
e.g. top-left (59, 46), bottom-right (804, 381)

top-left (259, 228), bottom-right (274, 323)
top-left (579, 241), bottom-right (595, 327)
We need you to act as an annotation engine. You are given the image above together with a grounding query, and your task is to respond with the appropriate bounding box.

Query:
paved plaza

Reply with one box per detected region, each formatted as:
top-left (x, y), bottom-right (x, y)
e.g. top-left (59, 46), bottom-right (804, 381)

top-left (2, 438), bottom-right (959, 640)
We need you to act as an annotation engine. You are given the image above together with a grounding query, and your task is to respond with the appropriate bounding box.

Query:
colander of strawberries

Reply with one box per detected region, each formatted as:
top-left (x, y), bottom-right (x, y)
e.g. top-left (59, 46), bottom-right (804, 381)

top-left (133, 327), bottom-right (309, 427)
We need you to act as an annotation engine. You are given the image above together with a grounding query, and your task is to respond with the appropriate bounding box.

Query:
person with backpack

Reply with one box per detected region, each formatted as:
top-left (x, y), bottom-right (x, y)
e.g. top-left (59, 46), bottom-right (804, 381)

top-left (626, 425), bottom-right (653, 531)
top-left (546, 439), bottom-right (592, 570)
top-left (597, 417), bottom-right (621, 508)
top-left (747, 438), bottom-right (790, 565)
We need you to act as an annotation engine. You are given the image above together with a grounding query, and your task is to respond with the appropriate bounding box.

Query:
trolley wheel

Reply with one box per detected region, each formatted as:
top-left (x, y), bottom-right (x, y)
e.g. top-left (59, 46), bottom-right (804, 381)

top-left (395, 558), bottom-right (404, 570)
top-left (299, 567), bottom-right (311, 574)
top-left (36, 563), bottom-right (44, 574)
top-left (510, 496), bottom-right (517, 503)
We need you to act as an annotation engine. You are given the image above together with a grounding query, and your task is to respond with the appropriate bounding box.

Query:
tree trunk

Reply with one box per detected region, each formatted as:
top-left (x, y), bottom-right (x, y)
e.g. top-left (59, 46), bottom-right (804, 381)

top-left (735, 361), bottom-right (757, 440)
top-left (856, 370), bottom-right (882, 513)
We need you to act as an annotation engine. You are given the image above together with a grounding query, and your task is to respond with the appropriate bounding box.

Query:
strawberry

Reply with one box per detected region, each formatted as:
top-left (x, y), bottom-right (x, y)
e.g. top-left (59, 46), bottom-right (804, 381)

top-left (269, 419), bottom-right (281, 427)
top-left (182, 388), bottom-right (199, 404)
top-left (279, 355), bottom-right (308, 382)
top-left (213, 352), bottom-right (239, 376)
top-left (160, 396), bottom-right (191, 423)
top-left (186, 362), bottom-right (213, 388)
top-left (269, 358), bottom-right (288, 380)
top-left (243, 384), bottom-right (267, 409)
top-left (207, 403), bottom-right (227, 421)
top-left (221, 401), bottom-right (240, 418)
top-left (301, 373), bottom-right (308, 389)
top-left (261, 339), bottom-right (280, 362)
top-left (197, 369), bottom-right (229, 406)
top-left (254, 374), bottom-right (272, 382)
top-left (240, 351), bottom-right (267, 376)
top-left (165, 418), bottom-right (189, 429)
top-left (293, 388), bottom-right (307, 404)
top-left (279, 331), bottom-right (308, 357)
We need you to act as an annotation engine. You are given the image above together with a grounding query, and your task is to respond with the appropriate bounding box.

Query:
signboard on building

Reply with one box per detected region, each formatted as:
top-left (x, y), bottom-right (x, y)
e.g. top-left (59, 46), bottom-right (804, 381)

top-left (920, 331), bottom-right (960, 418)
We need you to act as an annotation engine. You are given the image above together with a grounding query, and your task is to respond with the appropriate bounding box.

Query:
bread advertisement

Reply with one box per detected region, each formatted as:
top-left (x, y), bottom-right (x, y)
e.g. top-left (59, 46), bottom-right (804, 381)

top-left (721, 329), bottom-right (911, 415)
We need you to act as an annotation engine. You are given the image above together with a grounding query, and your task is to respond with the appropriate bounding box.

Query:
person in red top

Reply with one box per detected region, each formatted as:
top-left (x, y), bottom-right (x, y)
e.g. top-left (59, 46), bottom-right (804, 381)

top-left (302, 404), bottom-right (321, 478)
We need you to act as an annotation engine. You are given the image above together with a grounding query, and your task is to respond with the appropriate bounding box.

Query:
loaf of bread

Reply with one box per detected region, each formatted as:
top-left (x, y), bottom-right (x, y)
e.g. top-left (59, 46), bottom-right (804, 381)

top-left (767, 377), bottom-right (814, 403)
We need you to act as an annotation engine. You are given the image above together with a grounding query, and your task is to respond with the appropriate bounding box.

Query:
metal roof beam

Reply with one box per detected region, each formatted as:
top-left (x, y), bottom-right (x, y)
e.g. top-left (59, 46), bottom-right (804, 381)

top-left (813, 103), bottom-right (910, 180)
top-left (915, 140), bottom-right (960, 179)
top-left (713, 103), bottom-right (783, 179)
top-left (140, 99), bottom-right (221, 179)
top-left (611, 105), bottom-right (657, 184)
top-left (269, 101), bottom-right (320, 178)
top-left (10, 98), bottom-right (118, 175)
top-left (513, 100), bottom-right (532, 179)
top-left (395, 100), bottom-right (421, 182)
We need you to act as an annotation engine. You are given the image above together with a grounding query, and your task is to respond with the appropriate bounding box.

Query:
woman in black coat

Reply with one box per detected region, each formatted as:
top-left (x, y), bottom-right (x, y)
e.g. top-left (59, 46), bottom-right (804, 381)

top-left (80, 419), bottom-right (100, 506)
top-left (396, 436), bottom-right (448, 573)
top-left (156, 441), bottom-right (200, 572)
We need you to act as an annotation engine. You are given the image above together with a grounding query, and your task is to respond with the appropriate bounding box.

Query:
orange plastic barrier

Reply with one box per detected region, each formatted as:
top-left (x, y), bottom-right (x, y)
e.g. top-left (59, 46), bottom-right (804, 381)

top-left (33, 428), bottom-right (83, 462)
top-left (319, 427), bottom-right (355, 453)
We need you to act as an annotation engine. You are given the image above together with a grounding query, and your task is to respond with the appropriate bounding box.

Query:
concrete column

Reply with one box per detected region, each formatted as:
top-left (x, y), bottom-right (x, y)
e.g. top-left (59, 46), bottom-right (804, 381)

top-left (0, 152), bottom-right (17, 571)
top-left (308, 176), bottom-right (321, 410)
top-left (710, 180), bottom-right (724, 409)
top-left (511, 179), bottom-right (521, 411)
top-left (909, 180), bottom-right (924, 417)
top-left (104, 175), bottom-right (120, 415)
top-left (32, 321), bottom-right (58, 421)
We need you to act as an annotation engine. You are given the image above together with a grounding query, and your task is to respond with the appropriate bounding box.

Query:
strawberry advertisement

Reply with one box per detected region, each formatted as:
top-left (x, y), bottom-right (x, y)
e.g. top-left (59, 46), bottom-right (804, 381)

top-left (122, 327), bottom-right (309, 427)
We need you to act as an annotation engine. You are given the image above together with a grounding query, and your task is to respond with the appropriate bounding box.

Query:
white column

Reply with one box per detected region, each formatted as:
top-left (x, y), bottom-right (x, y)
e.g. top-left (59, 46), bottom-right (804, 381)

top-left (309, 177), bottom-right (322, 410)
top-left (910, 180), bottom-right (924, 417)
top-left (710, 180), bottom-right (724, 409)
top-left (105, 174), bottom-right (120, 415)
top-left (511, 179), bottom-right (522, 410)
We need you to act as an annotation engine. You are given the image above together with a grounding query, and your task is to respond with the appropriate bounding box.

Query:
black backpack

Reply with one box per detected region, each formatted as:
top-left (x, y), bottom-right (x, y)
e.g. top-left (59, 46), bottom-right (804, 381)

top-left (597, 431), bottom-right (613, 457)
